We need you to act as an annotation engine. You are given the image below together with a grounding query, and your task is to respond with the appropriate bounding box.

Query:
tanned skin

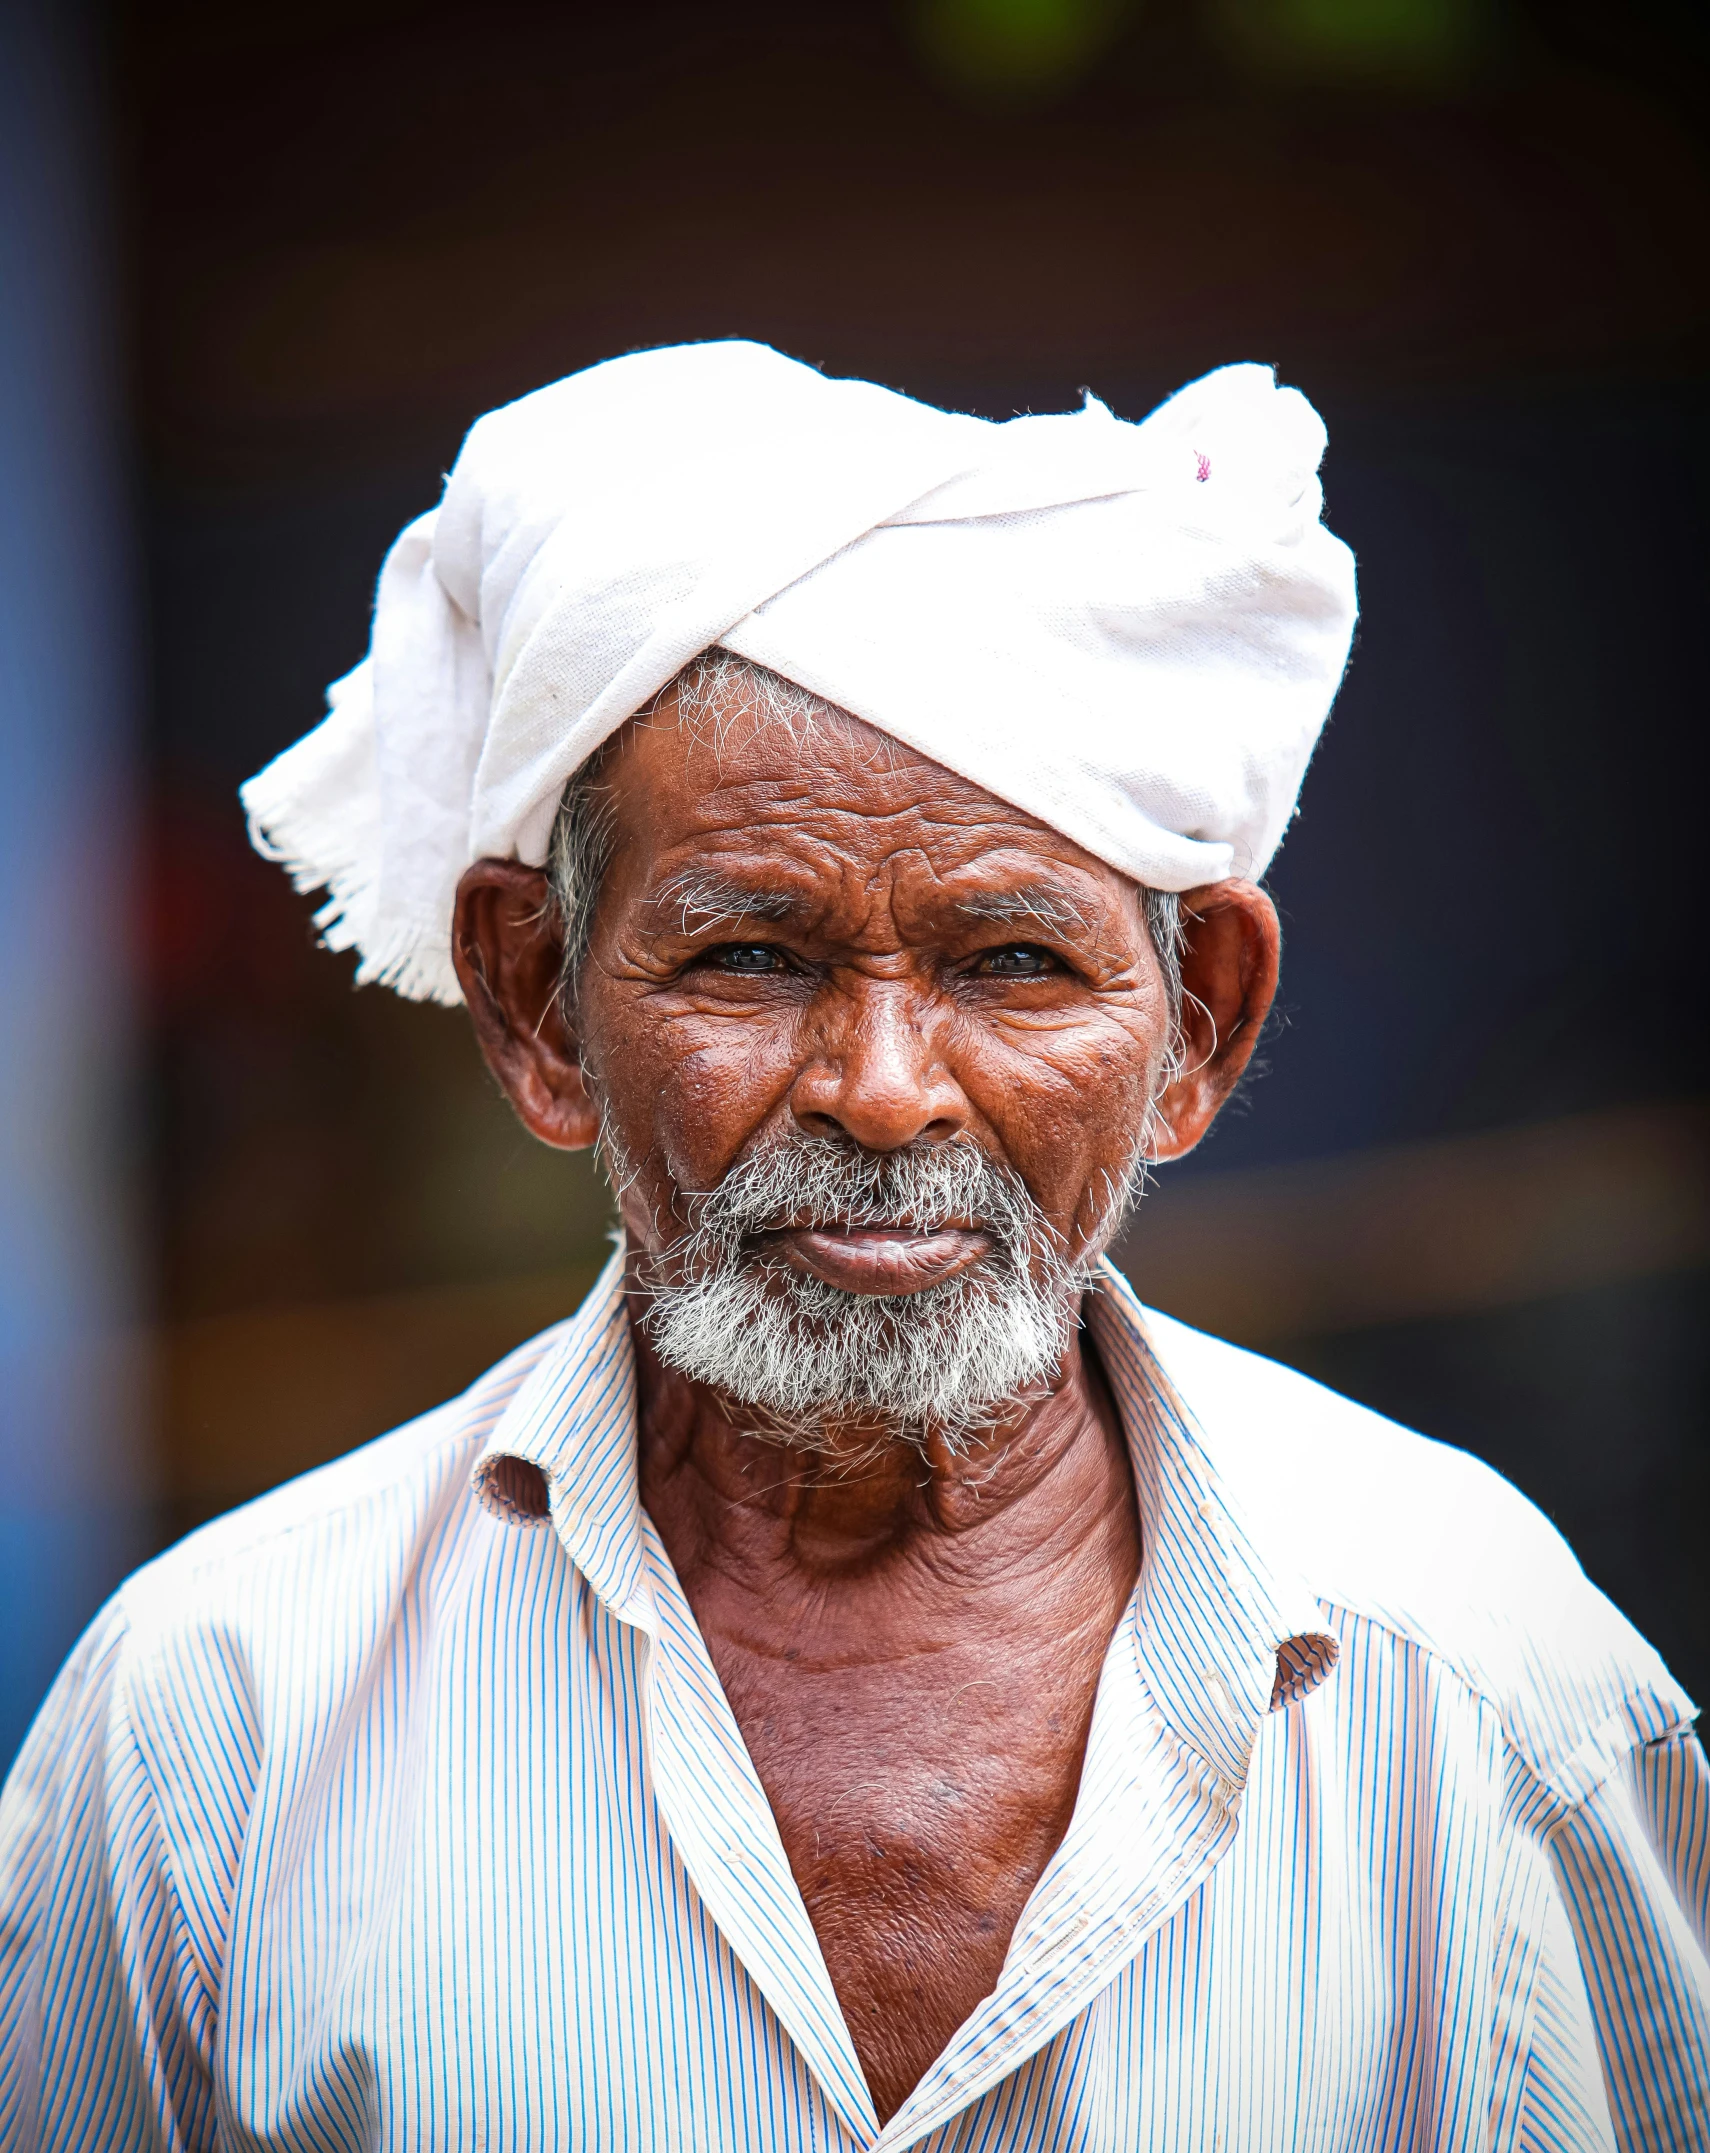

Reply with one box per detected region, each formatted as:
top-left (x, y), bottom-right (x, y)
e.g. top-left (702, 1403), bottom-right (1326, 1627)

top-left (452, 689), bottom-right (1279, 2123)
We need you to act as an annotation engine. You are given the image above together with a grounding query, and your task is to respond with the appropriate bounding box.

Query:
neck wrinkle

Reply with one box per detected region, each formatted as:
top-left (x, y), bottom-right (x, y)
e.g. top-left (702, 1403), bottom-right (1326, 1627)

top-left (635, 1307), bottom-right (1137, 1603)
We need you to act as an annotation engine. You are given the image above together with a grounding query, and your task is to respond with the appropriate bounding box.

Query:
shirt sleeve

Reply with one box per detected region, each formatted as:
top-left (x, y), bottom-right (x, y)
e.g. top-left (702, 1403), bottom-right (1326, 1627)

top-left (1544, 1728), bottom-right (1710, 2153)
top-left (0, 1598), bottom-right (216, 2153)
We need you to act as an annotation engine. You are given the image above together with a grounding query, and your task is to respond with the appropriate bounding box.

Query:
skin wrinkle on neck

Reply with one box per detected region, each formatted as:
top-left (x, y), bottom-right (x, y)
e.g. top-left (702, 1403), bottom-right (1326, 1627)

top-left (451, 670), bottom-right (1280, 2123)
top-left (637, 1320), bottom-right (1125, 1584)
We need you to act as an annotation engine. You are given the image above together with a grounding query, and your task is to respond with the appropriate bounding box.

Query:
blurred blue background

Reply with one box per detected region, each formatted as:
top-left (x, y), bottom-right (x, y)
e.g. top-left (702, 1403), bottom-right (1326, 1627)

top-left (0, 0), bottom-right (147, 1761)
top-left (1, 0), bottom-right (1706, 1766)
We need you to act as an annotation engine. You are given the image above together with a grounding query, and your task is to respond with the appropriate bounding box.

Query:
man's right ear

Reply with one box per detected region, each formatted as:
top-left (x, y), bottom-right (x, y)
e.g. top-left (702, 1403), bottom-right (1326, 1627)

top-left (451, 859), bottom-right (602, 1152)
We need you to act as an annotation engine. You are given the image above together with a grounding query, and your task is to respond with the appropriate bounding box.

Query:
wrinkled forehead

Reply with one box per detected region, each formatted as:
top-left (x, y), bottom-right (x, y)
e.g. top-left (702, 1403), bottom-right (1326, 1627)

top-left (598, 690), bottom-right (1137, 924)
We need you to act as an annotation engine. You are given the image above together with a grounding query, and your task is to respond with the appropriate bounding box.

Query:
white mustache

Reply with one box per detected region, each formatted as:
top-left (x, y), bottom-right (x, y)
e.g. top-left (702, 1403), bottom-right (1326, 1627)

top-left (683, 1133), bottom-right (1049, 1258)
top-left (636, 1133), bottom-right (1118, 1451)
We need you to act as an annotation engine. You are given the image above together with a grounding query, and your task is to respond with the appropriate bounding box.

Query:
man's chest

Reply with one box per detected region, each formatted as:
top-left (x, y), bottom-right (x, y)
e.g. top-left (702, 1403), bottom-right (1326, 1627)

top-left (704, 1616), bottom-right (1111, 2118)
top-left (208, 1543), bottom-right (1522, 2151)
top-left (217, 1636), bottom-right (1523, 2153)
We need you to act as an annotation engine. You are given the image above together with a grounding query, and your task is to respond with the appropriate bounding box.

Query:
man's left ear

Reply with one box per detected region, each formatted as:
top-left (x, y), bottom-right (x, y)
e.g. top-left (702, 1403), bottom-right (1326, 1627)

top-left (452, 860), bottom-right (603, 1151)
top-left (1144, 879), bottom-right (1280, 1163)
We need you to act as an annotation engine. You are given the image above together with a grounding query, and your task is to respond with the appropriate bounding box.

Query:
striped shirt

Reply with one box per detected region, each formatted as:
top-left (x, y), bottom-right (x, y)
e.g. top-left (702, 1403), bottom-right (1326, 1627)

top-left (1, 1256), bottom-right (1706, 2151)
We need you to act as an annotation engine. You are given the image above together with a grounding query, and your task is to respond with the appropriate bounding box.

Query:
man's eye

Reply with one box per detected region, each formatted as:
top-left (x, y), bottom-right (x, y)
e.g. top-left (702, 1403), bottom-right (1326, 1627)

top-left (975, 946), bottom-right (1058, 977)
top-left (709, 945), bottom-right (786, 974)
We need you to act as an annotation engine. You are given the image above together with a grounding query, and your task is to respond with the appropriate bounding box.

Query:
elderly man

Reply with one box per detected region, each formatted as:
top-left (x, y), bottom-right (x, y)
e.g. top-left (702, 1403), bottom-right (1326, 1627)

top-left (2, 344), bottom-right (1705, 2150)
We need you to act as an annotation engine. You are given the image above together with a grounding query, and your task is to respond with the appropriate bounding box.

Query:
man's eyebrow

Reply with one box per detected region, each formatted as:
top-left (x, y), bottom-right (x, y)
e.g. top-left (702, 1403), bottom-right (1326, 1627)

top-left (953, 885), bottom-right (1097, 937)
top-left (649, 870), bottom-right (803, 932)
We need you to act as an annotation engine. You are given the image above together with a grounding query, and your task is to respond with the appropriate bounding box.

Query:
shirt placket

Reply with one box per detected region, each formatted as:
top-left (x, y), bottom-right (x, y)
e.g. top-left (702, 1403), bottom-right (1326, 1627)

top-left (875, 1600), bottom-right (1261, 2151)
top-left (635, 1514), bottom-right (882, 2149)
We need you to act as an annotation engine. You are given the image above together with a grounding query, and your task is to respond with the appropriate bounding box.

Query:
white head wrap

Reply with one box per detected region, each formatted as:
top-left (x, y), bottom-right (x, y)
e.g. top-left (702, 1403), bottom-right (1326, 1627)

top-left (241, 340), bottom-right (1357, 1005)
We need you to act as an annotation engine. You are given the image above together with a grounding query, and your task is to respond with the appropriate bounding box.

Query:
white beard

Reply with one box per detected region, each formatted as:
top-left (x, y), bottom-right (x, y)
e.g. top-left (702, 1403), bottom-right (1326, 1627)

top-left (631, 1132), bottom-right (1134, 1450)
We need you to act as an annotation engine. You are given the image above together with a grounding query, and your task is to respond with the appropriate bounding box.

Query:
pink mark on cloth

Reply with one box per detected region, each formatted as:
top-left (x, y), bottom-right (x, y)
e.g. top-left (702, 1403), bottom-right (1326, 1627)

top-left (1195, 452), bottom-right (1212, 482)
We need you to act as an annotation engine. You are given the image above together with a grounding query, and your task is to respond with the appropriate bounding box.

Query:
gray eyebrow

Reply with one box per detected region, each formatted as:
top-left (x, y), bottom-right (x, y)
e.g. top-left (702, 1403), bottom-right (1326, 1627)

top-left (650, 870), bottom-right (802, 934)
top-left (953, 885), bottom-right (1096, 937)
top-left (649, 873), bottom-right (1096, 940)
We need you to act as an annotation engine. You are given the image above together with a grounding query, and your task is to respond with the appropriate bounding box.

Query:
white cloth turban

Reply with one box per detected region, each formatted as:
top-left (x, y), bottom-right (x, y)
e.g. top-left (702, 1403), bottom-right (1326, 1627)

top-left (241, 340), bottom-right (1357, 1006)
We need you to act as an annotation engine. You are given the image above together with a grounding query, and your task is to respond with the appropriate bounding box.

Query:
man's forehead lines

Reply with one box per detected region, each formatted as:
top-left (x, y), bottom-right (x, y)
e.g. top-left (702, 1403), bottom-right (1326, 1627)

top-left (648, 789), bottom-right (1097, 884)
top-left (672, 756), bottom-right (1047, 837)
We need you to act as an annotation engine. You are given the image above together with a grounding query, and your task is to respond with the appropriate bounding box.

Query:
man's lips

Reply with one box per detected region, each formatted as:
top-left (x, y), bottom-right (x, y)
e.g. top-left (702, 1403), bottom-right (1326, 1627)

top-left (756, 1223), bottom-right (993, 1296)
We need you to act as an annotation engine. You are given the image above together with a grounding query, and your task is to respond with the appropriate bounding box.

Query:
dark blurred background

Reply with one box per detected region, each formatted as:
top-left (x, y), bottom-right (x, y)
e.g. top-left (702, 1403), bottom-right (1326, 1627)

top-left (1, 0), bottom-right (1706, 1765)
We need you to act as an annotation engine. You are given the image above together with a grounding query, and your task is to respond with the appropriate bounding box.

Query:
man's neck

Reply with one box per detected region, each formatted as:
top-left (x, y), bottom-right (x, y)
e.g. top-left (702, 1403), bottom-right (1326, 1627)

top-left (631, 1318), bottom-right (1135, 1585)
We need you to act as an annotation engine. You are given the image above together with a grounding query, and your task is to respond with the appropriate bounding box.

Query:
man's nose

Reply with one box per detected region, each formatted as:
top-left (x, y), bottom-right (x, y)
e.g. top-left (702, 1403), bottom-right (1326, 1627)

top-left (788, 981), bottom-right (969, 1152)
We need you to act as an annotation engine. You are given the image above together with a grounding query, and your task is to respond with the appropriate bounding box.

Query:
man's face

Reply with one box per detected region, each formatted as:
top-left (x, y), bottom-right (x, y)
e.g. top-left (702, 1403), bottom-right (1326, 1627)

top-left (538, 694), bottom-right (1173, 1438)
top-left (577, 695), bottom-right (1170, 1284)
top-left (455, 681), bottom-right (1278, 1441)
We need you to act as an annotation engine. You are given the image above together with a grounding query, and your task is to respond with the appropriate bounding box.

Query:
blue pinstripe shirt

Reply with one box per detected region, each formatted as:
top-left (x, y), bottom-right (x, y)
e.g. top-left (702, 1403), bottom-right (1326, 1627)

top-left (2, 1257), bottom-right (1706, 2149)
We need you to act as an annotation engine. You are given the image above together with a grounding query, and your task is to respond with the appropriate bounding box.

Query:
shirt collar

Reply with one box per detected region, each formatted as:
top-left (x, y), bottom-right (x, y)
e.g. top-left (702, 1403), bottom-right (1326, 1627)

top-left (470, 1249), bottom-right (656, 1632)
top-left (471, 1250), bottom-right (1339, 1727)
top-left (1084, 1265), bottom-right (1338, 1748)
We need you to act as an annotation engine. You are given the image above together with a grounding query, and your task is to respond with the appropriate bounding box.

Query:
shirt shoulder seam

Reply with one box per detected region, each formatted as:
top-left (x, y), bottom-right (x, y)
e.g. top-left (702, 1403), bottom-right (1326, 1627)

top-left (1315, 1598), bottom-right (1693, 1818)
